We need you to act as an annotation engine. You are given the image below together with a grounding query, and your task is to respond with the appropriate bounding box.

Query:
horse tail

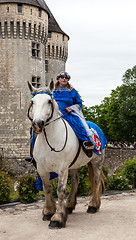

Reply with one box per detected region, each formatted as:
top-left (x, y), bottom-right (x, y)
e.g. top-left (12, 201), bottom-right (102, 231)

top-left (87, 161), bottom-right (105, 194)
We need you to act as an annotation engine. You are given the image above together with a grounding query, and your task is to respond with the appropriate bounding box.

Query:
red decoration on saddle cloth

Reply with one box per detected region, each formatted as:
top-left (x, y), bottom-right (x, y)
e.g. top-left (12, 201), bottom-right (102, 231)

top-left (94, 135), bottom-right (101, 154)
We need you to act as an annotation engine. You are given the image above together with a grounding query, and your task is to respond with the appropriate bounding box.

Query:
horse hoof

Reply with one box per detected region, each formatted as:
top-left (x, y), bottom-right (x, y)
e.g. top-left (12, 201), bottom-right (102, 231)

top-left (66, 208), bottom-right (73, 214)
top-left (87, 206), bottom-right (98, 214)
top-left (49, 221), bottom-right (64, 229)
top-left (43, 214), bottom-right (53, 221)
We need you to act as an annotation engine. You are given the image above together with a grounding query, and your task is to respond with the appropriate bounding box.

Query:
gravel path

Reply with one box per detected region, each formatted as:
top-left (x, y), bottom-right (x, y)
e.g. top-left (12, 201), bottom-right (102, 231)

top-left (0, 192), bottom-right (136, 240)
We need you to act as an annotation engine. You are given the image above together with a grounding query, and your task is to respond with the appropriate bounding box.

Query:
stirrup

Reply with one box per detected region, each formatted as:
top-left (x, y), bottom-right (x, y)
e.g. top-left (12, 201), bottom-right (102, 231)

top-left (82, 141), bottom-right (94, 158)
top-left (25, 157), bottom-right (35, 164)
top-left (83, 141), bottom-right (94, 150)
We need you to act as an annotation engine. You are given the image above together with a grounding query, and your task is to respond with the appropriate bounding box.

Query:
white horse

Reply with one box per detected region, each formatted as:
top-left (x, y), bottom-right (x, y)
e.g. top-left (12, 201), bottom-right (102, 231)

top-left (27, 81), bottom-right (105, 229)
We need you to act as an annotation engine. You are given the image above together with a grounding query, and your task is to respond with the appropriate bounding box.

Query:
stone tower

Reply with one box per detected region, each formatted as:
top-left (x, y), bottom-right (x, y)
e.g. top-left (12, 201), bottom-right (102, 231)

top-left (0, 0), bottom-right (69, 164)
top-left (45, 6), bottom-right (69, 85)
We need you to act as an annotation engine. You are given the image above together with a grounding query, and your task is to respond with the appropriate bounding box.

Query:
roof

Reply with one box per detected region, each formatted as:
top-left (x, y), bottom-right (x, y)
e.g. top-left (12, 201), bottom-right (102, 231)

top-left (0, 0), bottom-right (69, 39)
top-left (0, 0), bottom-right (50, 15)
top-left (46, 5), bottom-right (69, 39)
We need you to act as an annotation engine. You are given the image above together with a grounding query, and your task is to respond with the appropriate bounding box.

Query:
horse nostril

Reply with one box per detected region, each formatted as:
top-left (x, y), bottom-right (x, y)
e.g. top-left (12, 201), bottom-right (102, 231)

top-left (33, 120), bottom-right (44, 132)
top-left (37, 120), bottom-right (44, 130)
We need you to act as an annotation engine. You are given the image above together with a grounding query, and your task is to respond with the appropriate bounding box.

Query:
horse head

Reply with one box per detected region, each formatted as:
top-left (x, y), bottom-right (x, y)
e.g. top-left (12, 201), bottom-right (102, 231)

top-left (27, 80), bottom-right (56, 133)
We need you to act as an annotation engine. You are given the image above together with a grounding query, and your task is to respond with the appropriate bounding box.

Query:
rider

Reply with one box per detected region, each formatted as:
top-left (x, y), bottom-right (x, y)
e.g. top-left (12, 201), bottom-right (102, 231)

top-left (25, 71), bottom-right (107, 190)
top-left (53, 71), bottom-right (94, 156)
top-left (53, 71), bottom-right (107, 156)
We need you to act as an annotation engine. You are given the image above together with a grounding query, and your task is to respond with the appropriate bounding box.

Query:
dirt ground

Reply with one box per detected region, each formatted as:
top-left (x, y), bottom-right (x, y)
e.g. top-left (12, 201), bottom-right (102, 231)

top-left (0, 191), bottom-right (136, 240)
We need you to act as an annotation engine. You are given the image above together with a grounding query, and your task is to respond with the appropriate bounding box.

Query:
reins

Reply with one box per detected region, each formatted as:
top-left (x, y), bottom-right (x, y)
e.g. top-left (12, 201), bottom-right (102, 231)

top-left (43, 118), bottom-right (68, 152)
top-left (27, 92), bottom-right (81, 166)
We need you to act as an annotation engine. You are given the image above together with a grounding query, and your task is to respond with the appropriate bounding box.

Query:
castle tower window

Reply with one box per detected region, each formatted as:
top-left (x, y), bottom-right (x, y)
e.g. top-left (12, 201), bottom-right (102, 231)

top-left (32, 42), bottom-right (40, 58)
top-left (32, 76), bottom-right (41, 88)
top-left (38, 8), bottom-right (41, 17)
top-left (60, 47), bottom-right (62, 57)
top-left (48, 45), bottom-right (50, 57)
top-left (28, 23), bottom-right (31, 38)
top-left (45, 60), bottom-right (48, 72)
top-left (52, 46), bottom-right (54, 57)
top-left (10, 21), bottom-right (14, 38)
top-left (4, 21), bottom-right (8, 38)
top-left (48, 31), bottom-right (51, 38)
top-left (23, 22), bottom-right (26, 38)
top-left (0, 22), bottom-right (1, 38)
top-left (7, 7), bottom-right (9, 13)
top-left (56, 46), bottom-right (58, 57)
top-left (17, 22), bottom-right (20, 37)
top-left (18, 4), bottom-right (22, 13)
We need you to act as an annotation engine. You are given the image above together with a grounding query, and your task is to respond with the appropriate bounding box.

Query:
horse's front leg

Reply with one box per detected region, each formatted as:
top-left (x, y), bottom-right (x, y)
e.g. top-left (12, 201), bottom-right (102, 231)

top-left (40, 173), bottom-right (56, 221)
top-left (49, 168), bottom-right (68, 229)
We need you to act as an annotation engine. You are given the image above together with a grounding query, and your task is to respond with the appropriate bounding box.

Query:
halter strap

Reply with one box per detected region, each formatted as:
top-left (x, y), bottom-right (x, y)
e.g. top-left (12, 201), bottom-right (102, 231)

top-left (31, 91), bottom-right (53, 98)
top-left (27, 91), bottom-right (54, 123)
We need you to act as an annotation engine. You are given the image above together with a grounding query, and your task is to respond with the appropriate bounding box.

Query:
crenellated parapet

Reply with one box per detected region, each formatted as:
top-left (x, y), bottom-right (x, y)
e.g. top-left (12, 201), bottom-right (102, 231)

top-left (0, 19), bottom-right (47, 44)
top-left (45, 32), bottom-right (68, 62)
top-left (0, 3), bottom-right (48, 43)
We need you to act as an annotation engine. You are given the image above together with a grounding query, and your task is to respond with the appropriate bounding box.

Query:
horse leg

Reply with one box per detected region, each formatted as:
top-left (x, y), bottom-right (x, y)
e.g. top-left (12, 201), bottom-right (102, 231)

top-left (49, 168), bottom-right (68, 229)
top-left (87, 158), bottom-right (103, 213)
top-left (41, 173), bottom-right (56, 221)
top-left (66, 169), bottom-right (79, 214)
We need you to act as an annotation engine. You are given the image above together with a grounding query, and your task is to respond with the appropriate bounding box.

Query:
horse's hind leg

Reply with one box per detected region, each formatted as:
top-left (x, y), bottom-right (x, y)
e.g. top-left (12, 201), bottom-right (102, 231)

top-left (41, 174), bottom-right (56, 221)
top-left (66, 169), bottom-right (79, 214)
top-left (49, 168), bottom-right (68, 229)
top-left (87, 155), bottom-right (104, 213)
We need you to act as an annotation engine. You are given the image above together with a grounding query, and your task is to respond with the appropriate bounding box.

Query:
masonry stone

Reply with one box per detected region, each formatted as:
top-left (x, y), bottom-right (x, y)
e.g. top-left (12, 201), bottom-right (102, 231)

top-left (0, 1), bottom-right (69, 165)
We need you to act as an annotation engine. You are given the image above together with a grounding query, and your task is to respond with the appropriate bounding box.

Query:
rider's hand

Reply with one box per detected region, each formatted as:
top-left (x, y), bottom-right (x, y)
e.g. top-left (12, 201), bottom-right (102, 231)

top-left (65, 107), bottom-right (72, 112)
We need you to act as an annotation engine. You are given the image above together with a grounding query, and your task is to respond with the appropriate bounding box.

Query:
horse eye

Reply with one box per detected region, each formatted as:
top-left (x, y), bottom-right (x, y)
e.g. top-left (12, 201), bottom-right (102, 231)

top-left (48, 99), bottom-right (52, 104)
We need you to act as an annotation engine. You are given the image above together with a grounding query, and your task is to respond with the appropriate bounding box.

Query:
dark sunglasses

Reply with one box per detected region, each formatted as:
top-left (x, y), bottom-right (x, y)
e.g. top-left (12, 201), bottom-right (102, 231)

top-left (60, 76), bottom-right (69, 79)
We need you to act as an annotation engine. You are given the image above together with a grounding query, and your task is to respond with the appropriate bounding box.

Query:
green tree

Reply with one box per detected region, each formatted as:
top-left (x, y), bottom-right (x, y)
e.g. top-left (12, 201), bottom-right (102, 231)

top-left (82, 65), bottom-right (136, 143)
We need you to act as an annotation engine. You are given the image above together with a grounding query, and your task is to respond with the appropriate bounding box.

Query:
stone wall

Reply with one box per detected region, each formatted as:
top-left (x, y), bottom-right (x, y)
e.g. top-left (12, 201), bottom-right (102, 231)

top-left (0, 148), bottom-right (136, 178)
top-left (104, 148), bottom-right (136, 175)
top-left (0, 3), bottom-right (48, 161)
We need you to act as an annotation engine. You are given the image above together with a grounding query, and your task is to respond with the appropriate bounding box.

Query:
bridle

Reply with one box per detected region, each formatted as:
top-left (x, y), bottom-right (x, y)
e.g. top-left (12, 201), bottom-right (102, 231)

top-left (27, 91), bottom-right (68, 152)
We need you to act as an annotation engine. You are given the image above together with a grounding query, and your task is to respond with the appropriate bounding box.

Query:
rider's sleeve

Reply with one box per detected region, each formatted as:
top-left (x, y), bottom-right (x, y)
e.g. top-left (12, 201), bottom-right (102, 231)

top-left (71, 89), bottom-right (82, 108)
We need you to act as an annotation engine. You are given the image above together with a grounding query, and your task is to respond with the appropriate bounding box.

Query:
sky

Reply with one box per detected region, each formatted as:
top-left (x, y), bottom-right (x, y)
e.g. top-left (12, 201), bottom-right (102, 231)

top-left (45, 0), bottom-right (136, 107)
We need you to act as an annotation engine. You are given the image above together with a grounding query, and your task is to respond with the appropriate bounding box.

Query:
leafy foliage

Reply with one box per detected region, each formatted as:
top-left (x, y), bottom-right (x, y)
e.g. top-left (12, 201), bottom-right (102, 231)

top-left (82, 65), bottom-right (136, 143)
top-left (106, 174), bottom-right (132, 191)
top-left (122, 157), bottom-right (136, 187)
top-left (0, 172), bottom-right (11, 204)
top-left (18, 176), bottom-right (38, 203)
top-left (105, 157), bottom-right (136, 190)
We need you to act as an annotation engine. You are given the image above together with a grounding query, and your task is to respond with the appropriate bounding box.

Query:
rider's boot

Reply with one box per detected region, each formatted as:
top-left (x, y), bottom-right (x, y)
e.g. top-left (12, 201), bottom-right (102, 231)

top-left (83, 141), bottom-right (94, 157)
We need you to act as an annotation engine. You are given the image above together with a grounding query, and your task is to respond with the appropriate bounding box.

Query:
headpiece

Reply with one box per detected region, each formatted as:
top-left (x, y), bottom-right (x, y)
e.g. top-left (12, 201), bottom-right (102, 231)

top-left (56, 71), bottom-right (71, 80)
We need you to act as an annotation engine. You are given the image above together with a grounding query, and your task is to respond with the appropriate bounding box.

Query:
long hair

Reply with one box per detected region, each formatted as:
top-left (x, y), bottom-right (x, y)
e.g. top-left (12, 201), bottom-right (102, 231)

top-left (54, 81), bottom-right (73, 91)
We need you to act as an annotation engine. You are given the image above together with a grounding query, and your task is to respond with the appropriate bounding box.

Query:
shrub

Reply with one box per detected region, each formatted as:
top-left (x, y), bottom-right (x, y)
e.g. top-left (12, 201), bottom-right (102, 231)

top-left (122, 157), bottom-right (136, 187)
top-left (106, 173), bottom-right (132, 191)
top-left (0, 172), bottom-right (11, 204)
top-left (77, 165), bottom-right (90, 196)
top-left (18, 175), bottom-right (38, 203)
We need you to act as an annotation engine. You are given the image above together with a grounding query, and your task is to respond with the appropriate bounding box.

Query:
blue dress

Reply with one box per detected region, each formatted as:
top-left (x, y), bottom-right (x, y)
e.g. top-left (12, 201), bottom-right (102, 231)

top-left (53, 87), bottom-right (107, 155)
top-left (53, 88), bottom-right (90, 141)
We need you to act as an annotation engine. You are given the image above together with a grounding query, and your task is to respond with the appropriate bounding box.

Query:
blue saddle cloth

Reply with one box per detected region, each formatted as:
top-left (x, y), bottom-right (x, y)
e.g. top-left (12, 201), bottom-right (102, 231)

top-left (32, 120), bottom-right (107, 191)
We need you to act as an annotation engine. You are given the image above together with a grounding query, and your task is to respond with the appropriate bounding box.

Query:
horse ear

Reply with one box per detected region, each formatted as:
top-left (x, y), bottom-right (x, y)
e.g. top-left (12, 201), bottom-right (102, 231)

top-left (49, 79), bottom-right (54, 92)
top-left (27, 81), bottom-right (37, 93)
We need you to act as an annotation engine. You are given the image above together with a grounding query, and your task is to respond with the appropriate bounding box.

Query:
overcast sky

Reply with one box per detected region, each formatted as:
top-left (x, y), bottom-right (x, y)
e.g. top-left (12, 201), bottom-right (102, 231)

top-left (45, 0), bottom-right (136, 107)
